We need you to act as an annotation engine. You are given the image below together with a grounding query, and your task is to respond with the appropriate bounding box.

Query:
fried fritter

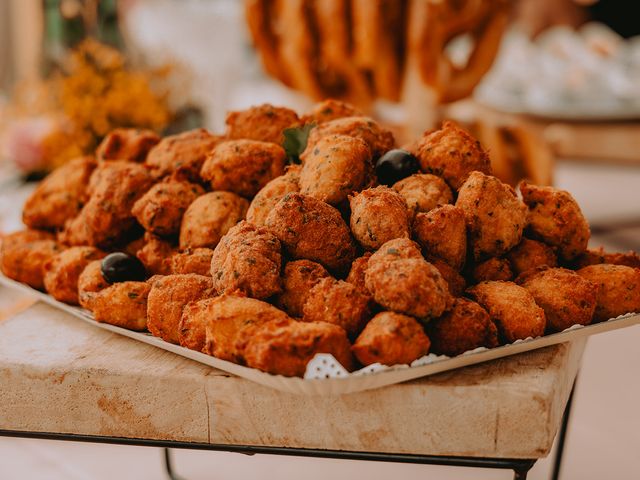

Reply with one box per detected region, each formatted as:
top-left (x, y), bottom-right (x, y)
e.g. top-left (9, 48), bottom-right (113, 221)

top-left (299, 134), bottom-right (371, 205)
top-left (305, 116), bottom-right (395, 159)
top-left (431, 259), bottom-right (466, 297)
top-left (275, 260), bottom-right (330, 318)
top-left (571, 247), bottom-right (640, 270)
top-left (200, 140), bottom-right (286, 198)
top-left (145, 128), bottom-right (221, 180)
top-left (95, 128), bottom-right (160, 163)
top-left (301, 99), bottom-right (364, 125)
top-left (517, 267), bottom-right (598, 332)
top-left (577, 264), bottom-right (640, 322)
top-left (506, 238), bottom-right (557, 276)
top-left (170, 248), bottom-right (214, 276)
top-left (202, 294), bottom-right (292, 361)
top-left (225, 103), bottom-right (300, 144)
top-left (179, 297), bottom-right (214, 351)
top-left (349, 186), bottom-right (410, 250)
top-left (89, 281), bottom-right (150, 331)
top-left (352, 312), bottom-right (430, 366)
top-left (246, 166), bottom-right (300, 227)
top-left (179, 191), bottom-right (249, 250)
top-left (467, 281), bottom-right (546, 343)
top-left (302, 277), bottom-right (373, 337)
top-left (456, 171), bottom-right (527, 260)
top-left (416, 121), bottom-right (491, 190)
top-left (520, 181), bottom-right (590, 260)
top-left (346, 252), bottom-right (373, 295)
top-left (0, 230), bottom-right (60, 290)
top-left (265, 193), bottom-right (356, 273)
top-left (77, 260), bottom-right (109, 309)
top-left (22, 156), bottom-right (96, 230)
top-left (427, 298), bottom-right (498, 356)
top-left (471, 257), bottom-right (513, 283)
top-left (210, 221), bottom-right (282, 299)
top-left (43, 246), bottom-right (106, 304)
top-left (393, 173), bottom-right (453, 218)
top-left (365, 239), bottom-right (452, 320)
top-left (132, 175), bottom-right (205, 236)
top-left (135, 233), bottom-right (175, 276)
top-left (413, 204), bottom-right (467, 270)
top-left (147, 274), bottom-right (215, 344)
top-left (236, 318), bottom-right (354, 376)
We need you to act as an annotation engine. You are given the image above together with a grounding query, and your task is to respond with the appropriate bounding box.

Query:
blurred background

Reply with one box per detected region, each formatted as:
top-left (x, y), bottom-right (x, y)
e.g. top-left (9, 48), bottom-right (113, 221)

top-left (0, 1), bottom-right (639, 479)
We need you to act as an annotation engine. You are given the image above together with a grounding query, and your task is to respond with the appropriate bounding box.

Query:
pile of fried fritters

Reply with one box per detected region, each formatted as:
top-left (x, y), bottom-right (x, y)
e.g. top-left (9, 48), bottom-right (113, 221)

top-left (2, 99), bottom-right (639, 377)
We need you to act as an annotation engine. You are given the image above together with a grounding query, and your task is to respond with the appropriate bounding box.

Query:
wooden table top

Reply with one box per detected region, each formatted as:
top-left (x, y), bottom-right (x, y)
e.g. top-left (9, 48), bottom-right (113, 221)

top-left (0, 284), bottom-right (583, 460)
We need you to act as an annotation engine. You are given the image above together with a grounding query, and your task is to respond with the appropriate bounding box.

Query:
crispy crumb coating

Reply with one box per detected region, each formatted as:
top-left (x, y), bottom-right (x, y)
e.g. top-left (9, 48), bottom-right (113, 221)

top-left (471, 257), bottom-right (513, 283)
top-left (265, 193), bottom-right (356, 273)
top-left (23, 156), bottom-right (96, 230)
top-left (393, 173), bottom-right (453, 218)
top-left (299, 134), bottom-right (371, 205)
top-left (416, 121), bottom-right (491, 190)
top-left (276, 260), bottom-right (330, 318)
top-left (413, 204), bottom-right (467, 270)
top-left (246, 166), bottom-right (300, 227)
top-left (77, 260), bottom-right (110, 309)
top-left (201, 140), bottom-right (286, 198)
top-left (346, 252), bottom-right (373, 295)
top-left (43, 246), bottom-right (106, 304)
top-left (179, 191), bottom-right (249, 250)
top-left (571, 247), bottom-right (640, 270)
top-left (147, 274), bottom-right (215, 344)
top-left (236, 318), bottom-right (354, 377)
top-left (96, 128), bottom-right (160, 163)
top-left (349, 186), bottom-right (410, 250)
top-left (352, 312), bottom-right (431, 366)
top-left (431, 259), bottom-right (466, 297)
top-left (210, 221), bottom-right (282, 299)
top-left (517, 267), bottom-right (597, 332)
top-left (301, 99), bottom-right (364, 125)
top-left (0, 230), bottom-right (60, 290)
top-left (170, 248), bottom-right (214, 276)
top-left (427, 298), bottom-right (498, 356)
top-left (520, 181), bottom-right (590, 260)
top-left (577, 264), bottom-right (640, 322)
top-left (89, 281), bottom-right (150, 331)
top-left (225, 104), bottom-right (300, 144)
top-left (467, 281), bottom-right (546, 343)
top-left (506, 238), bottom-right (557, 276)
top-left (456, 171), bottom-right (527, 261)
top-left (135, 233), bottom-right (175, 276)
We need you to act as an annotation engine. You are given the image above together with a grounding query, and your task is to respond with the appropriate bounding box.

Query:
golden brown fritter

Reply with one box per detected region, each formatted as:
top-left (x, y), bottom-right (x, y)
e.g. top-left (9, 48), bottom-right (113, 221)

top-left (416, 121), bottom-right (491, 190)
top-left (427, 298), bottom-right (498, 356)
top-left (132, 175), bottom-right (204, 237)
top-left (392, 173), bottom-right (453, 218)
top-left (210, 221), bottom-right (282, 299)
top-left (95, 128), bottom-right (160, 163)
top-left (77, 260), bottom-right (110, 309)
top-left (520, 181), bottom-right (590, 260)
top-left (506, 238), bottom-right (557, 276)
top-left (179, 297), bottom-right (214, 351)
top-left (265, 193), bottom-right (356, 273)
top-left (200, 140), bottom-right (286, 198)
top-left (246, 166), bottom-right (300, 227)
top-left (145, 128), bottom-right (221, 180)
top-left (368, 237), bottom-right (423, 261)
top-left (236, 318), bottom-right (354, 376)
top-left (0, 230), bottom-right (60, 290)
top-left (203, 294), bottom-right (292, 361)
top-left (305, 116), bottom-right (395, 159)
top-left (89, 281), bottom-right (150, 331)
top-left (276, 260), bottom-right (330, 318)
top-left (349, 186), bottom-right (410, 250)
top-left (225, 103), bottom-right (300, 144)
top-left (413, 204), bottom-right (467, 270)
top-left (571, 247), bottom-right (640, 270)
top-left (147, 274), bottom-right (215, 344)
top-left (170, 248), bottom-right (214, 276)
top-left (365, 239), bottom-right (452, 320)
top-left (517, 267), bottom-right (598, 332)
top-left (346, 252), bottom-right (373, 295)
top-left (301, 99), bottom-right (364, 125)
top-left (135, 233), bottom-right (175, 276)
top-left (352, 312), bottom-right (430, 366)
top-left (431, 259), bottom-right (466, 297)
top-left (43, 246), bottom-right (106, 304)
top-left (179, 191), bottom-right (249, 250)
top-left (467, 281), bottom-right (546, 343)
top-left (60, 162), bottom-right (154, 248)
top-left (471, 257), bottom-right (513, 283)
top-left (22, 156), bottom-right (96, 230)
top-left (302, 277), bottom-right (373, 337)
top-left (577, 264), bottom-right (640, 322)
top-left (456, 171), bottom-right (527, 261)
top-left (299, 134), bottom-right (371, 205)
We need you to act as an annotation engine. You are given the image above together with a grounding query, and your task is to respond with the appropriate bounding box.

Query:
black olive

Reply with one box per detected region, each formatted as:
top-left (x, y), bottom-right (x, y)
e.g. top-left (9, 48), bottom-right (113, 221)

top-left (375, 149), bottom-right (419, 186)
top-left (100, 252), bottom-right (146, 283)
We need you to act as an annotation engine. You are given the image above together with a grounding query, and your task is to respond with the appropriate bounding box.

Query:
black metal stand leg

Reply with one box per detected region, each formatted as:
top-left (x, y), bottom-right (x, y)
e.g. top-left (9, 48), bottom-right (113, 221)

top-left (513, 461), bottom-right (535, 480)
top-left (550, 379), bottom-right (577, 480)
top-left (164, 448), bottom-right (186, 480)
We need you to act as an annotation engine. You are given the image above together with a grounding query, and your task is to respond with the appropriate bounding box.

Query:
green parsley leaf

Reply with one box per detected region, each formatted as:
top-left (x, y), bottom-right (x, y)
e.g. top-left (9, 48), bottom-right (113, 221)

top-left (282, 123), bottom-right (316, 165)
